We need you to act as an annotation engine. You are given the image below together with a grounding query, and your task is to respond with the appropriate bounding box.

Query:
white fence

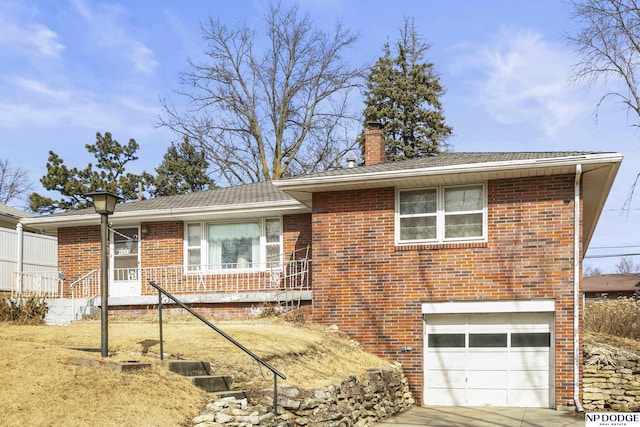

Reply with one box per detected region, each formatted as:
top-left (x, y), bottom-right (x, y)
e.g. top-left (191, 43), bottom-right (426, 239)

top-left (0, 227), bottom-right (57, 293)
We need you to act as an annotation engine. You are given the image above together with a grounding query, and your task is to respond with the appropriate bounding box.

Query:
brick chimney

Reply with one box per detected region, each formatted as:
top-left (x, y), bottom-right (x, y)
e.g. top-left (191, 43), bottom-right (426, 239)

top-left (364, 121), bottom-right (385, 165)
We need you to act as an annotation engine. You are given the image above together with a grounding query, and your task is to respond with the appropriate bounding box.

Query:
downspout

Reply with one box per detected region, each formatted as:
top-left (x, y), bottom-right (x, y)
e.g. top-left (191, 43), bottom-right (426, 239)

top-left (16, 223), bottom-right (24, 293)
top-left (574, 164), bottom-right (584, 413)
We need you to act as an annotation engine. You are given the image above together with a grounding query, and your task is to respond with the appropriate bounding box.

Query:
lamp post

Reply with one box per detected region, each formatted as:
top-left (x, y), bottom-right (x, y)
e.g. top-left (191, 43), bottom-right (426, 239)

top-left (87, 190), bottom-right (121, 358)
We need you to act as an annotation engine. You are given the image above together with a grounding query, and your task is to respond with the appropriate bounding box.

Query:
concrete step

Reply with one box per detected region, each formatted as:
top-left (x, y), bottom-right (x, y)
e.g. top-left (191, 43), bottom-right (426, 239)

top-left (188, 375), bottom-right (232, 393)
top-left (164, 359), bottom-right (247, 397)
top-left (45, 298), bottom-right (98, 325)
top-left (164, 360), bottom-right (211, 376)
top-left (212, 390), bottom-right (248, 400)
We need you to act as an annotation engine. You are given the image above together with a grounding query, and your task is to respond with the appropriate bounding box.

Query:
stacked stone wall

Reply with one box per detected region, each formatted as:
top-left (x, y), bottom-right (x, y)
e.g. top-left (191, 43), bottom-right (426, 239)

top-left (583, 347), bottom-right (640, 411)
top-left (193, 364), bottom-right (414, 426)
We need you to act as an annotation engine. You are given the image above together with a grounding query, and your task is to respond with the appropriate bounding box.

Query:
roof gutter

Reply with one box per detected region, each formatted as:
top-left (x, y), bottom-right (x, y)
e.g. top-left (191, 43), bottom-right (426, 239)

top-left (20, 199), bottom-right (307, 231)
top-left (273, 153), bottom-right (623, 191)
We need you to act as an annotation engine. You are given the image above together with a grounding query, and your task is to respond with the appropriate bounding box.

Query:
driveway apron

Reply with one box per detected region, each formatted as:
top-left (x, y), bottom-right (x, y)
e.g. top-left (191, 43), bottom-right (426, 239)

top-left (375, 406), bottom-right (585, 427)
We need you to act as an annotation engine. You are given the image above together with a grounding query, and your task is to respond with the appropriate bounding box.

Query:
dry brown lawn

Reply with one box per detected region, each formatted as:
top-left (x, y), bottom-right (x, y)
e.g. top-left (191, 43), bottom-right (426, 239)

top-left (0, 318), bottom-right (390, 426)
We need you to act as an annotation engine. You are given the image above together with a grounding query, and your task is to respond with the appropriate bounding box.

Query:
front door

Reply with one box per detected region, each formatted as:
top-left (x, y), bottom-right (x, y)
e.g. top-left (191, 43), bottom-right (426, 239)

top-left (110, 227), bottom-right (141, 297)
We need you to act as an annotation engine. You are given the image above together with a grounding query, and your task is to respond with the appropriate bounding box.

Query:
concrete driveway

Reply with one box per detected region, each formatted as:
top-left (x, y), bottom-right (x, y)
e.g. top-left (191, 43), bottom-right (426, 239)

top-left (375, 406), bottom-right (585, 427)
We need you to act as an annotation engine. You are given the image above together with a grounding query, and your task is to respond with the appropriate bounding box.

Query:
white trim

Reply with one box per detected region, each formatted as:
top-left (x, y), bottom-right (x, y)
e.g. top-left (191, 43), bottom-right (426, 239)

top-left (395, 183), bottom-right (488, 245)
top-left (422, 299), bottom-right (556, 314)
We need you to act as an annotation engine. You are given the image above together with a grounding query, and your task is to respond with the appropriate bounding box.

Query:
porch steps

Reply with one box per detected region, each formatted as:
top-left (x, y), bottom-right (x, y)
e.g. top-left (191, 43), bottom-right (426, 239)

top-left (44, 298), bottom-right (99, 325)
top-left (164, 360), bottom-right (247, 399)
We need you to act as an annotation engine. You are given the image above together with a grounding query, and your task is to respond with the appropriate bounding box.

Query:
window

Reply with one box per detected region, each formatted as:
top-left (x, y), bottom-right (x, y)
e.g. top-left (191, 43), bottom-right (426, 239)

top-left (186, 223), bottom-right (202, 271)
top-left (428, 333), bottom-right (465, 348)
top-left (397, 184), bottom-right (486, 244)
top-left (185, 218), bottom-right (282, 271)
top-left (511, 332), bottom-right (550, 348)
top-left (469, 333), bottom-right (507, 347)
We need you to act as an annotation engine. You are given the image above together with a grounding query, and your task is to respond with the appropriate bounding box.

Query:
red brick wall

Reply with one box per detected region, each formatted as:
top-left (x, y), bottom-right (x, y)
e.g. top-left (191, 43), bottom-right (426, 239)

top-left (139, 222), bottom-right (183, 268)
top-left (283, 213), bottom-right (312, 260)
top-left (58, 225), bottom-right (101, 296)
top-left (308, 174), bottom-right (581, 407)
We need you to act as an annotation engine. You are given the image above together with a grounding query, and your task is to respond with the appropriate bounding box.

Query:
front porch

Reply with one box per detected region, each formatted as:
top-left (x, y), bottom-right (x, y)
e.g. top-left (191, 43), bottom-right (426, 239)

top-left (12, 258), bottom-right (311, 324)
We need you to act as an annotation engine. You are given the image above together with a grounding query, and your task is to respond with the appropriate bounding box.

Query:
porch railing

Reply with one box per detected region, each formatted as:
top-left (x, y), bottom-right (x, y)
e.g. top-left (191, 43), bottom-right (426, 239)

top-left (69, 269), bottom-right (101, 300)
top-left (11, 271), bottom-right (62, 297)
top-left (66, 259), bottom-right (310, 300)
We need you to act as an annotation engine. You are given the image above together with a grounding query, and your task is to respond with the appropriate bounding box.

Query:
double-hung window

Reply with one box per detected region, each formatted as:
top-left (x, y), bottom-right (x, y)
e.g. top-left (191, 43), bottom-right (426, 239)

top-left (185, 218), bottom-right (282, 271)
top-left (397, 184), bottom-right (486, 244)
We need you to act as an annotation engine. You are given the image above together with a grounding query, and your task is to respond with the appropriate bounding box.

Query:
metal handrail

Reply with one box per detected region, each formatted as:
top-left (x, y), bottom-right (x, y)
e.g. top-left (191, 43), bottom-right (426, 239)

top-left (147, 280), bottom-right (285, 415)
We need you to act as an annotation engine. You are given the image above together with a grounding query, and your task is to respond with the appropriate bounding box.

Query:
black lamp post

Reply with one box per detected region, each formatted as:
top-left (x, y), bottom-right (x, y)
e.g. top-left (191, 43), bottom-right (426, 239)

top-left (87, 190), bottom-right (121, 357)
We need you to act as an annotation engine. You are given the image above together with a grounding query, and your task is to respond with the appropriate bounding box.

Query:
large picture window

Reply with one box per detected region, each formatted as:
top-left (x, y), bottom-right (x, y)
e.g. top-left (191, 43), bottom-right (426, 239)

top-left (185, 218), bottom-right (282, 271)
top-left (397, 184), bottom-right (486, 244)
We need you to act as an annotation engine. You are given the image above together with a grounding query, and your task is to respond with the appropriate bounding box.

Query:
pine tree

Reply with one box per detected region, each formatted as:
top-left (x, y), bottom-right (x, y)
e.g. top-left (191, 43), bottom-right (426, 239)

top-left (360, 18), bottom-right (452, 161)
top-left (150, 136), bottom-right (215, 197)
top-left (29, 132), bottom-right (148, 214)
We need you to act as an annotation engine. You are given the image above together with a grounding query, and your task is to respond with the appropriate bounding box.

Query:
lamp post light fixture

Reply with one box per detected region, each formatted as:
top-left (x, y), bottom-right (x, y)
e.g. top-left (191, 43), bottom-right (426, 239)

top-left (87, 190), bottom-right (121, 358)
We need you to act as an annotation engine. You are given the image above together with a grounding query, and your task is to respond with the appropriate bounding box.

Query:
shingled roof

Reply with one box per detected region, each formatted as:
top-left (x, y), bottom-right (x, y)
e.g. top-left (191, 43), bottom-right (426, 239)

top-left (48, 152), bottom-right (600, 217)
top-left (47, 180), bottom-right (294, 217)
top-left (277, 151), bottom-right (603, 180)
top-left (20, 150), bottom-right (622, 242)
top-left (582, 274), bottom-right (640, 293)
top-left (0, 203), bottom-right (31, 219)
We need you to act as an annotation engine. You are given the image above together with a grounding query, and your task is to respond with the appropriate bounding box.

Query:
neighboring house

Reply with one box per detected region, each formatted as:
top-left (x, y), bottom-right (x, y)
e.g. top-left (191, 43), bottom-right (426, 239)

top-left (582, 274), bottom-right (640, 301)
top-left (0, 203), bottom-right (28, 230)
top-left (21, 126), bottom-right (623, 411)
top-left (0, 204), bottom-right (58, 293)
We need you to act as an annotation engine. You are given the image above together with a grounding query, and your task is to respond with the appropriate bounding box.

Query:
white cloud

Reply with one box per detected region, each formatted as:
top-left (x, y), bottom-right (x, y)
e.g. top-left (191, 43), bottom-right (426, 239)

top-left (8, 76), bottom-right (71, 100)
top-left (0, 3), bottom-right (64, 59)
top-left (87, 3), bottom-right (159, 76)
top-left (70, 0), bottom-right (92, 22)
top-left (450, 27), bottom-right (586, 137)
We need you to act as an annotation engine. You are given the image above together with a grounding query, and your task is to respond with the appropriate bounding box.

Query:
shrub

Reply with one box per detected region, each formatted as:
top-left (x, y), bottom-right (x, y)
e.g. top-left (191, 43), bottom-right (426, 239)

top-left (0, 295), bottom-right (48, 325)
top-left (257, 303), bottom-right (305, 324)
top-left (585, 298), bottom-right (640, 340)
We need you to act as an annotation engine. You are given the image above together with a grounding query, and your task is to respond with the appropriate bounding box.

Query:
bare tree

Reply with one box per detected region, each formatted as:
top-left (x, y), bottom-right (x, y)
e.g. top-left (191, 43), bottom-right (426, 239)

top-left (616, 257), bottom-right (640, 274)
top-left (0, 158), bottom-right (34, 208)
top-left (583, 264), bottom-right (604, 277)
top-left (568, 0), bottom-right (640, 120)
top-left (160, 3), bottom-right (365, 185)
top-left (567, 0), bottom-right (640, 207)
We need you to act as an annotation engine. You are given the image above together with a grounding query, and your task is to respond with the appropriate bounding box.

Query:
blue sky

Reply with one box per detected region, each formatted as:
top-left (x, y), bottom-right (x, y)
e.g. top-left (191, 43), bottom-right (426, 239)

top-left (0, 0), bottom-right (638, 273)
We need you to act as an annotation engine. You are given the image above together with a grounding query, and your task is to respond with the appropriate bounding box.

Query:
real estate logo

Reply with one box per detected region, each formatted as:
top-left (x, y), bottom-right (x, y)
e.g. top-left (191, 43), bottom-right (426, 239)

top-left (586, 413), bottom-right (640, 427)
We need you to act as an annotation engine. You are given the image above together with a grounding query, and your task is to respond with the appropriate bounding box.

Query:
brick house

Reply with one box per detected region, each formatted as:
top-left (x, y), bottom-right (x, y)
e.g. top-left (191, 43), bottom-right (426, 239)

top-left (21, 127), bottom-right (622, 410)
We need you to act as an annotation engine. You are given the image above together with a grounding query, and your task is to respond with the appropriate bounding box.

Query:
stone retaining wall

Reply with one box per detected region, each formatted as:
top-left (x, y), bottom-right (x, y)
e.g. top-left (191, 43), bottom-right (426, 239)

top-left (193, 364), bottom-right (414, 426)
top-left (582, 344), bottom-right (640, 412)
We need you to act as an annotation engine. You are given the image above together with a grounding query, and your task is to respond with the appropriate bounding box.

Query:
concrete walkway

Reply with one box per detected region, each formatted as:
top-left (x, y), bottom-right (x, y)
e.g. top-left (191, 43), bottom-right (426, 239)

top-left (376, 406), bottom-right (585, 427)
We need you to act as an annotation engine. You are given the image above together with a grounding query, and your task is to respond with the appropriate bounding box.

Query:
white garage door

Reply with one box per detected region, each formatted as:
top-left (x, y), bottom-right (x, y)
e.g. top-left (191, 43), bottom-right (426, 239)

top-left (424, 312), bottom-right (553, 407)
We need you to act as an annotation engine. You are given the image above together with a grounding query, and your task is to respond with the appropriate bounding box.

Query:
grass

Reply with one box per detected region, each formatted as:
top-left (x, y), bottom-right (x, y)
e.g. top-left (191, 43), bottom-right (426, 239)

top-left (0, 317), bottom-right (391, 426)
top-left (585, 298), bottom-right (640, 340)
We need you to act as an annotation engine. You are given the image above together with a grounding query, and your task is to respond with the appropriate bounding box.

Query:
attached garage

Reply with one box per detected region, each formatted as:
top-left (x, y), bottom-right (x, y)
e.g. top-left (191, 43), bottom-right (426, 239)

top-left (422, 300), bottom-right (555, 408)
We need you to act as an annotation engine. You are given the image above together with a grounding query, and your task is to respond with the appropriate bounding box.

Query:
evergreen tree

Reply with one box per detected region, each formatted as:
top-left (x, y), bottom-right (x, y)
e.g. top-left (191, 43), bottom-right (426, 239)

top-left (29, 132), bottom-right (148, 214)
top-left (360, 18), bottom-right (452, 161)
top-left (149, 136), bottom-right (215, 197)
